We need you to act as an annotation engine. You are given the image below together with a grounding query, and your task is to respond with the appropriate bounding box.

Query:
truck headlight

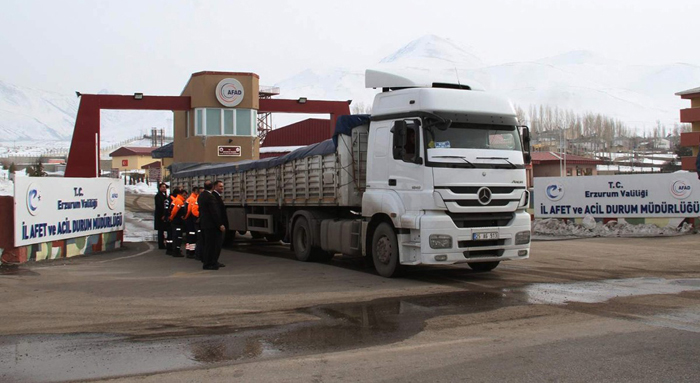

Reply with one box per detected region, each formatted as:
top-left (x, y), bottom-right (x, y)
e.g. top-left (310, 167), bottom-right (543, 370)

top-left (429, 234), bottom-right (452, 249)
top-left (515, 231), bottom-right (531, 245)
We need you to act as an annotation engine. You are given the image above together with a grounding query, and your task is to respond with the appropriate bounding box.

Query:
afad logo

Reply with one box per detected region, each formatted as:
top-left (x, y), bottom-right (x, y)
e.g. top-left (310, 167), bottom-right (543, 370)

top-left (107, 183), bottom-right (119, 210)
top-left (545, 183), bottom-right (564, 201)
top-left (215, 78), bottom-right (244, 107)
top-left (670, 179), bottom-right (692, 200)
top-left (26, 183), bottom-right (42, 216)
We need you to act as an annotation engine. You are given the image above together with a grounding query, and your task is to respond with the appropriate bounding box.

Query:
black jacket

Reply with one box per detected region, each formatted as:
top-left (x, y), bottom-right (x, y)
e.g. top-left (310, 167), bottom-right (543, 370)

top-left (213, 190), bottom-right (229, 229)
top-left (154, 191), bottom-right (168, 230)
top-left (198, 190), bottom-right (227, 231)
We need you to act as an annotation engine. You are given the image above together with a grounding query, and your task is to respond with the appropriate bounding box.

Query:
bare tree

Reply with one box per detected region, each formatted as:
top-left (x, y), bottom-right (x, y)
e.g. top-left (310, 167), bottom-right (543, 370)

top-left (351, 101), bottom-right (372, 115)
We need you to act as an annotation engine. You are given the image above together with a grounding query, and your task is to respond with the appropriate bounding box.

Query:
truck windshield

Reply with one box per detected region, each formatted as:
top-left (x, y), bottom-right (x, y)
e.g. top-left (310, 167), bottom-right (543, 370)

top-left (425, 123), bottom-right (522, 151)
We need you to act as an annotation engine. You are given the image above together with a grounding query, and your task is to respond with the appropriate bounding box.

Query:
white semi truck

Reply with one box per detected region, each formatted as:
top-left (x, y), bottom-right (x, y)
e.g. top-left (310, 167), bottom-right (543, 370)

top-left (172, 69), bottom-right (532, 277)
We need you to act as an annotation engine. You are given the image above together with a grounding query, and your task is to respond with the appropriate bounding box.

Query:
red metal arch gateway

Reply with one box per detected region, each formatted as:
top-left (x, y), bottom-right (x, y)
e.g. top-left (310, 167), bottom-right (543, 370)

top-left (64, 94), bottom-right (351, 178)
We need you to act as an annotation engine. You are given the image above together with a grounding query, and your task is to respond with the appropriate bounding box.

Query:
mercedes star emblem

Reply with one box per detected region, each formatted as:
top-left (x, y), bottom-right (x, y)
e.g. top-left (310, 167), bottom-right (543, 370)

top-left (477, 187), bottom-right (492, 205)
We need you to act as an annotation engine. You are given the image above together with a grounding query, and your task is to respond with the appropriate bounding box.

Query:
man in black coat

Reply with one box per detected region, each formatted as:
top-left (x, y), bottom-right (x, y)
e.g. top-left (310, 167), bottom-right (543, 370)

top-left (199, 180), bottom-right (228, 270)
top-left (153, 183), bottom-right (168, 249)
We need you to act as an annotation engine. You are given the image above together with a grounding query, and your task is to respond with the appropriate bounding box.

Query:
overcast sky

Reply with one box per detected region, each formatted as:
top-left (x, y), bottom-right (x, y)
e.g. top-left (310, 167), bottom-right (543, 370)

top-left (1, 0), bottom-right (698, 96)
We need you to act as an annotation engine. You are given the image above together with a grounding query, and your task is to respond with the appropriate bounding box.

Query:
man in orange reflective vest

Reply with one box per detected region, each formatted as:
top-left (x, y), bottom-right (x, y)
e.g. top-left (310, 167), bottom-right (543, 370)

top-left (168, 188), bottom-right (187, 257)
top-left (184, 186), bottom-right (200, 259)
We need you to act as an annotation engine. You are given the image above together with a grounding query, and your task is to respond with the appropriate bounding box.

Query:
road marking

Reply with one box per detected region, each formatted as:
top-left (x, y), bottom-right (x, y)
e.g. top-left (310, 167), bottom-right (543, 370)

top-left (97, 242), bottom-right (154, 264)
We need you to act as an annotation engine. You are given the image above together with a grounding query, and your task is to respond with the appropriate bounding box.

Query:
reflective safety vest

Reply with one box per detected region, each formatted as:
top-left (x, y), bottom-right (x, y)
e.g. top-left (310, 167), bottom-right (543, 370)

top-left (169, 195), bottom-right (186, 222)
top-left (184, 194), bottom-right (199, 219)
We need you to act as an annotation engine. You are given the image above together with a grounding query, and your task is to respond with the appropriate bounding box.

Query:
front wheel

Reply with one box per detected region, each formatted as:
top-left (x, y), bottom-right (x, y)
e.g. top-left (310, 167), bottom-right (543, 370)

top-left (372, 222), bottom-right (401, 278)
top-left (468, 261), bottom-right (500, 272)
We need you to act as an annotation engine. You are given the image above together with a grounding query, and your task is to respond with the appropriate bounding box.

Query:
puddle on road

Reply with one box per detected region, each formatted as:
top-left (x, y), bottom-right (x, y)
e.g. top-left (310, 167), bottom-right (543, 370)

top-left (2, 277), bottom-right (699, 382)
top-left (0, 290), bottom-right (517, 382)
top-left (516, 277), bottom-right (700, 305)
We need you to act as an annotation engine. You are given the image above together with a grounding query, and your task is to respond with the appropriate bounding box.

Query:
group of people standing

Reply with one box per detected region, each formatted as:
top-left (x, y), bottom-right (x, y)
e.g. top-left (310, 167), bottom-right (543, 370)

top-left (154, 180), bottom-right (229, 270)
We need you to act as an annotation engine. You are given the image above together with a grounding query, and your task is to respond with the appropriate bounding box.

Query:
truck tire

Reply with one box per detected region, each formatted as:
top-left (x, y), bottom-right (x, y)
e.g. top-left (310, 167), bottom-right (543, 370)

top-left (372, 222), bottom-right (401, 278)
top-left (292, 217), bottom-right (314, 262)
top-left (468, 261), bottom-right (500, 272)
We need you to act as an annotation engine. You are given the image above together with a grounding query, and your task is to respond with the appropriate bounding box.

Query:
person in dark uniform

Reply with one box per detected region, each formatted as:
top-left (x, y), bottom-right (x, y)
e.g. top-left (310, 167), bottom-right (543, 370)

top-left (199, 180), bottom-right (228, 270)
top-left (184, 186), bottom-right (200, 258)
top-left (154, 183), bottom-right (168, 249)
top-left (168, 188), bottom-right (187, 257)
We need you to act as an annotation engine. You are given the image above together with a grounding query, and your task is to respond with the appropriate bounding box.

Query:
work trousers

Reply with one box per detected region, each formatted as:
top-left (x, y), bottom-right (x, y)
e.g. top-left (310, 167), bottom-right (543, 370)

top-left (164, 222), bottom-right (172, 253)
top-left (157, 228), bottom-right (166, 249)
top-left (202, 229), bottom-right (223, 268)
top-left (184, 218), bottom-right (197, 257)
top-left (195, 223), bottom-right (204, 261)
top-left (170, 223), bottom-right (184, 257)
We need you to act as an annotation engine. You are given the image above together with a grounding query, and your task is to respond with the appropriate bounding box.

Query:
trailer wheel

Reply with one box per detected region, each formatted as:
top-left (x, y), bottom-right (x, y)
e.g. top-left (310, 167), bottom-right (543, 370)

top-left (372, 222), bottom-right (401, 278)
top-left (292, 217), bottom-right (314, 262)
top-left (468, 261), bottom-right (500, 272)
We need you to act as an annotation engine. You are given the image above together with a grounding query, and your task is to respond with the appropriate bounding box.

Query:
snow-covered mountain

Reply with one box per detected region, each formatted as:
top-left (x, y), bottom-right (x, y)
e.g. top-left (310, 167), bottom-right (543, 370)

top-left (2, 34), bottom-right (699, 146)
top-left (0, 82), bottom-right (173, 146)
top-left (275, 35), bottom-right (700, 132)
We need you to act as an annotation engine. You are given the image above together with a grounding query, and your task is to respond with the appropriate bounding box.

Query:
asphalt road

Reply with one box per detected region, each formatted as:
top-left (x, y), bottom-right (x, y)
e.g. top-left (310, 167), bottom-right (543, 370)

top-left (0, 198), bottom-right (698, 382)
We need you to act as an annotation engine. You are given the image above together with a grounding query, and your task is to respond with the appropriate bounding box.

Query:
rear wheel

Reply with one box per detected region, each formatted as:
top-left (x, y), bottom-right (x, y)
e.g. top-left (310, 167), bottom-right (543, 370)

top-left (292, 217), bottom-right (313, 262)
top-left (468, 261), bottom-right (500, 272)
top-left (372, 222), bottom-right (401, 278)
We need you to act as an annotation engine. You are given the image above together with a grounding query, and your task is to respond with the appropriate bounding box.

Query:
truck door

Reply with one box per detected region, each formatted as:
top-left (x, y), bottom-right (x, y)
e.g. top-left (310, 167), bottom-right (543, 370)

top-left (388, 119), bottom-right (424, 191)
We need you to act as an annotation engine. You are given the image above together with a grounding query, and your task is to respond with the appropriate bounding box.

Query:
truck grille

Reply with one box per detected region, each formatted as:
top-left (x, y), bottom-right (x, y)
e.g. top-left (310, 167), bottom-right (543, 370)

top-left (454, 200), bottom-right (515, 207)
top-left (441, 186), bottom-right (524, 194)
top-left (447, 212), bottom-right (514, 228)
top-left (464, 249), bottom-right (505, 258)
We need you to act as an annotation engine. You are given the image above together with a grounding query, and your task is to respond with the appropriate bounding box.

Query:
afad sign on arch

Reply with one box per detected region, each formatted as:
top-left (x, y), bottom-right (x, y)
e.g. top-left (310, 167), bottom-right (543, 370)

top-left (215, 78), bottom-right (245, 107)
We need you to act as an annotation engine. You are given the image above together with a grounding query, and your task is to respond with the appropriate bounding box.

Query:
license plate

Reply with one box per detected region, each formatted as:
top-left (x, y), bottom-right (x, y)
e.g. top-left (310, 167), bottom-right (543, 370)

top-left (473, 232), bottom-right (498, 241)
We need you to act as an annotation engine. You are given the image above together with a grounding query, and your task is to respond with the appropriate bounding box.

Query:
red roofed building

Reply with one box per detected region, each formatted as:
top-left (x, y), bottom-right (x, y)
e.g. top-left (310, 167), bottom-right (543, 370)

top-left (260, 118), bottom-right (331, 159)
top-left (109, 147), bottom-right (159, 172)
top-left (529, 152), bottom-right (603, 186)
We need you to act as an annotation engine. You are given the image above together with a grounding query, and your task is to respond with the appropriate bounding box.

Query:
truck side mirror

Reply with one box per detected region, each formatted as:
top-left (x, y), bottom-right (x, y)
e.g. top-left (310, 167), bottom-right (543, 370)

top-left (520, 126), bottom-right (531, 164)
top-left (392, 121), bottom-right (407, 160)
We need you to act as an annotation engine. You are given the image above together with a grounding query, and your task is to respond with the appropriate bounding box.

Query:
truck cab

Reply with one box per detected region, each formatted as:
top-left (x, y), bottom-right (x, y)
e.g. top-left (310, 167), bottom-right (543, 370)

top-left (361, 69), bottom-right (532, 276)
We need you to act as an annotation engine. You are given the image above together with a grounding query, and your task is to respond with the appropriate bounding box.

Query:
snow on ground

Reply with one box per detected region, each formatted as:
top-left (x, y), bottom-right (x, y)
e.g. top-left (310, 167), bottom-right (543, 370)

top-left (124, 210), bottom-right (156, 242)
top-left (533, 217), bottom-right (695, 239)
top-left (597, 165), bottom-right (662, 173)
top-left (0, 169), bottom-right (11, 196)
top-left (124, 182), bottom-right (158, 195)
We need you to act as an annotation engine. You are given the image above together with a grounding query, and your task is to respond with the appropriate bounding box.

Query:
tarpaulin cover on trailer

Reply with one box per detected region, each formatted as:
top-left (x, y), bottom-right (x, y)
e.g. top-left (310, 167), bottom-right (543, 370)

top-left (172, 114), bottom-right (371, 178)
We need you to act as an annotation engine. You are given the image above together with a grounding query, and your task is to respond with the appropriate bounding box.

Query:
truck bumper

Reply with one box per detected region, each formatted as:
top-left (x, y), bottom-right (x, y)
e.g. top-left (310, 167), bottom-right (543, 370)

top-left (399, 210), bottom-right (531, 265)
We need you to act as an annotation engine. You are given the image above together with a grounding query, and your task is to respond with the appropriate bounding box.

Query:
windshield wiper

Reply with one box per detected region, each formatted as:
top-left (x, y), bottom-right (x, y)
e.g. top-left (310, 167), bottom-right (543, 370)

top-left (476, 157), bottom-right (516, 169)
top-left (432, 155), bottom-right (475, 168)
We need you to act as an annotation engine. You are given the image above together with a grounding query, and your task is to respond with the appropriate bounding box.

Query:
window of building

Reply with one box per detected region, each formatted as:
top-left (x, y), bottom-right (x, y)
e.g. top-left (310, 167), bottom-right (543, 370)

top-left (193, 108), bottom-right (257, 136)
top-left (196, 109), bottom-right (203, 135)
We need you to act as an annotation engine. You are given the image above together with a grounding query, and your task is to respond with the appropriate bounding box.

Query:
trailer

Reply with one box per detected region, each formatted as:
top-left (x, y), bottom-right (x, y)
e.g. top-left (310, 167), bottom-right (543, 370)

top-left (173, 69), bottom-right (532, 277)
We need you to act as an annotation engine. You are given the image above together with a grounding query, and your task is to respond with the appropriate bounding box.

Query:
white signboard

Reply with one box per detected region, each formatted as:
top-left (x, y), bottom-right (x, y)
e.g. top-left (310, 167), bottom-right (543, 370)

top-left (14, 177), bottom-right (125, 246)
top-left (534, 173), bottom-right (700, 218)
